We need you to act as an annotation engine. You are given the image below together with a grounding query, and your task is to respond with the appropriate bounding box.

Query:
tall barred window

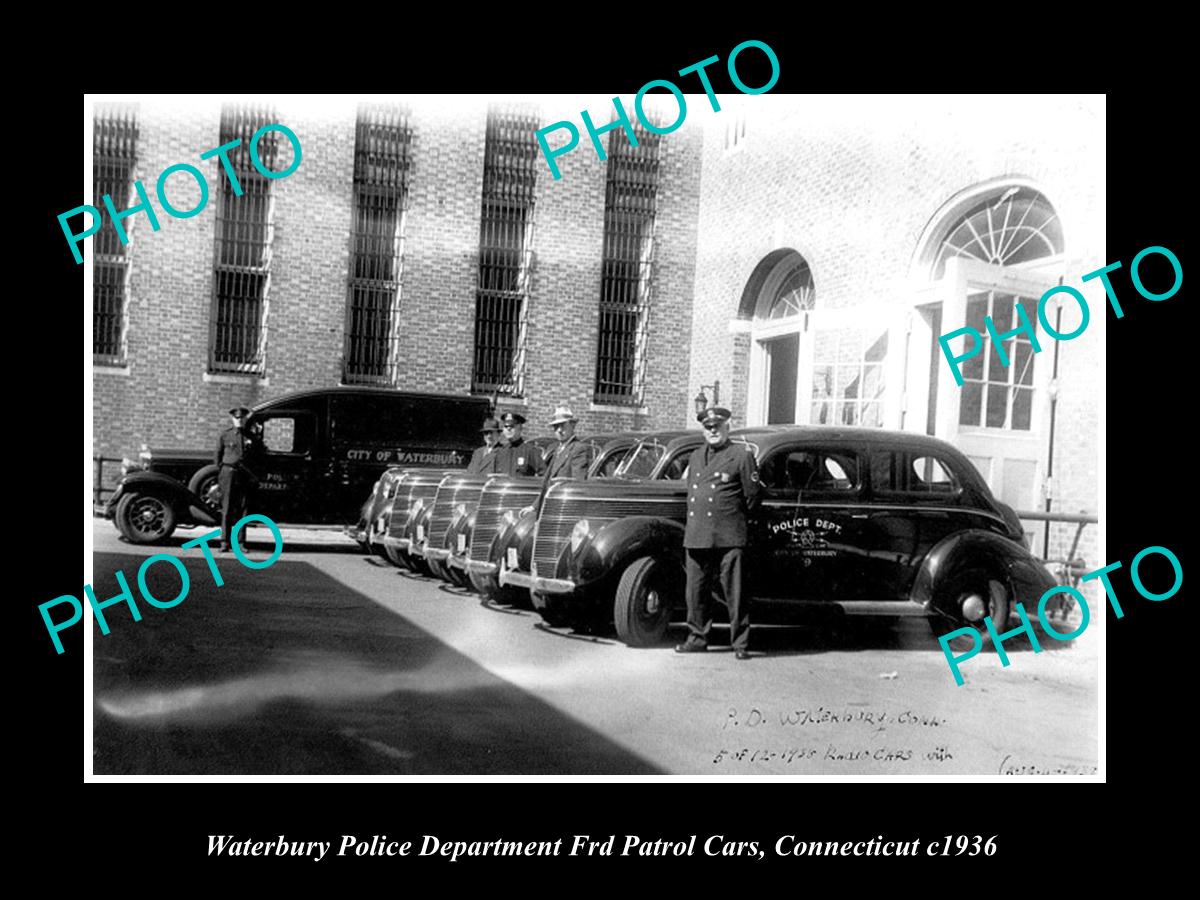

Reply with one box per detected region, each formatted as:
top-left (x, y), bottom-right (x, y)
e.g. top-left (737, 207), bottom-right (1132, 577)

top-left (209, 105), bottom-right (279, 374)
top-left (471, 106), bottom-right (539, 396)
top-left (93, 105), bottom-right (138, 363)
top-left (343, 106), bottom-right (413, 385)
top-left (593, 122), bottom-right (662, 405)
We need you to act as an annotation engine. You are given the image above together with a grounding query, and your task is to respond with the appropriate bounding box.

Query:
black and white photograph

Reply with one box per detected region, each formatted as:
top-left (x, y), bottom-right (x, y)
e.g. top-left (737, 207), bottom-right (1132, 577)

top-left (80, 91), bottom-right (1106, 779)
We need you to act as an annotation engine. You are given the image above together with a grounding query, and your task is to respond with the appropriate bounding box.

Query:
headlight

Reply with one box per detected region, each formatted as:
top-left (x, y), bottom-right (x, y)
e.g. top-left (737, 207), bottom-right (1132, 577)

top-left (455, 503), bottom-right (467, 518)
top-left (120, 457), bottom-right (141, 476)
top-left (570, 519), bottom-right (592, 553)
top-left (501, 510), bottom-right (519, 527)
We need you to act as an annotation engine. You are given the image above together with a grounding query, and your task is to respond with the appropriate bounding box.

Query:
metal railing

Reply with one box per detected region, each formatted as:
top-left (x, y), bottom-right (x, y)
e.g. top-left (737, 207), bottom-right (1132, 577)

top-left (1014, 509), bottom-right (1098, 588)
top-left (93, 456), bottom-right (123, 509)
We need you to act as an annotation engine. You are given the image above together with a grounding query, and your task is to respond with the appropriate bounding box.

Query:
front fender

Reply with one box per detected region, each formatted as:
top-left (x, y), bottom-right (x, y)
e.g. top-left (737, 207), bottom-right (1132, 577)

top-left (114, 471), bottom-right (217, 526)
top-left (571, 516), bottom-right (685, 587)
top-left (493, 509), bottom-right (537, 568)
top-left (912, 529), bottom-right (1057, 613)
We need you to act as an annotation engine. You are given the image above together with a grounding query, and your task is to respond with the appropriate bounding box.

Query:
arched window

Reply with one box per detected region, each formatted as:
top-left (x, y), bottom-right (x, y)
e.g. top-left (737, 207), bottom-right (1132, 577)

top-left (931, 187), bottom-right (1063, 280)
top-left (767, 260), bottom-right (815, 319)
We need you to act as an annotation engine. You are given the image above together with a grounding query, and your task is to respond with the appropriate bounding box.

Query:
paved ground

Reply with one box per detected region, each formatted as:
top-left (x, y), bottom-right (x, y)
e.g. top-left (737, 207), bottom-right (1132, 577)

top-left (90, 521), bottom-right (1099, 776)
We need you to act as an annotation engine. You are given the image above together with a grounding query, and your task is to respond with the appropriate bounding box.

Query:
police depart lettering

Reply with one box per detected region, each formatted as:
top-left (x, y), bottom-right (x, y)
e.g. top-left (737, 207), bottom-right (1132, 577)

top-left (60, 123), bottom-right (302, 264)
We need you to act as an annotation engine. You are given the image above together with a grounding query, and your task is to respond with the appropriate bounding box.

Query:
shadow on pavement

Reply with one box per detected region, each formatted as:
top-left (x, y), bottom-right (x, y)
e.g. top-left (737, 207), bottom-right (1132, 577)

top-left (92, 551), bottom-right (662, 775)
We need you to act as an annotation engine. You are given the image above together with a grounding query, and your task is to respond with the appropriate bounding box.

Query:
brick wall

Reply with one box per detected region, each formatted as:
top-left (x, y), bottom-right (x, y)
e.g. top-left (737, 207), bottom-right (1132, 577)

top-left (92, 99), bottom-right (702, 460)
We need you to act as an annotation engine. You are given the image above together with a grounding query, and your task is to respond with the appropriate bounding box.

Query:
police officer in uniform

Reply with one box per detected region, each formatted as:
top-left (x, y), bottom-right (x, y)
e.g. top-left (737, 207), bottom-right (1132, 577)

top-left (215, 406), bottom-right (263, 552)
top-left (675, 406), bottom-right (762, 659)
top-left (467, 417), bottom-right (503, 474)
top-left (543, 406), bottom-right (591, 480)
top-left (495, 412), bottom-right (543, 476)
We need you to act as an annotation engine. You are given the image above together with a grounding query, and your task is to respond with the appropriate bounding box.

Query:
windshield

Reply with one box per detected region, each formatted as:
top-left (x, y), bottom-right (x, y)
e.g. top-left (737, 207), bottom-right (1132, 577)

top-left (592, 444), bottom-right (632, 478)
top-left (615, 440), bottom-right (666, 478)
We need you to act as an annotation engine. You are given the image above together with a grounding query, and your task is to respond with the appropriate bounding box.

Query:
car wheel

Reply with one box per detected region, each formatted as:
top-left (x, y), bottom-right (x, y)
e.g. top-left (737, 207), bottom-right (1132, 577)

top-left (115, 493), bottom-right (177, 544)
top-left (187, 464), bottom-right (222, 515)
top-left (469, 571), bottom-right (499, 597)
top-left (382, 542), bottom-right (405, 567)
top-left (613, 556), bottom-right (677, 648)
top-left (932, 567), bottom-right (1012, 652)
top-left (532, 591), bottom-right (574, 628)
top-left (445, 562), bottom-right (471, 590)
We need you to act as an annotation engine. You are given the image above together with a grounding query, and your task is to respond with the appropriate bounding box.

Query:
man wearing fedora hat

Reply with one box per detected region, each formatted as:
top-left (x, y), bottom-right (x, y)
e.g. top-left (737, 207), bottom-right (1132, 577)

top-left (495, 412), bottom-right (544, 477)
top-left (676, 406), bottom-right (761, 660)
top-left (467, 417), bottom-right (503, 474)
top-left (214, 405), bottom-right (263, 552)
top-left (544, 406), bottom-right (591, 480)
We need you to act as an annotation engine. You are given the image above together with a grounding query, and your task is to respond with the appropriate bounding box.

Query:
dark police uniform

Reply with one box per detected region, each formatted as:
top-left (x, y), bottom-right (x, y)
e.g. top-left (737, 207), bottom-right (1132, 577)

top-left (494, 413), bottom-right (544, 477)
top-left (543, 434), bottom-right (591, 480)
top-left (679, 413), bottom-right (761, 654)
top-left (497, 436), bottom-right (543, 476)
top-left (215, 409), bottom-right (262, 549)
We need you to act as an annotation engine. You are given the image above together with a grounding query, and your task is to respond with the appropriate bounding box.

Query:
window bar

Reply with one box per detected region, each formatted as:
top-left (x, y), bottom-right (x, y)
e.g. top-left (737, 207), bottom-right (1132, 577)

top-left (209, 105), bottom-right (278, 374)
top-left (472, 105), bottom-right (540, 395)
top-left (93, 104), bottom-right (139, 363)
top-left (593, 120), bottom-right (662, 405)
top-left (344, 105), bottom-right (412, 385)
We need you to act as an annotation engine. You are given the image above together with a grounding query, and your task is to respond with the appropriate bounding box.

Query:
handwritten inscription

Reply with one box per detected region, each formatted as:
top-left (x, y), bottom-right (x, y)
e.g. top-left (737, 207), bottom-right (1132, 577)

top-left (713, 746), bottom-right (955, 765)
top-left (998, 754), bottom-right (1097, 776)
top-left (722, 706), bottom-right (946, 730)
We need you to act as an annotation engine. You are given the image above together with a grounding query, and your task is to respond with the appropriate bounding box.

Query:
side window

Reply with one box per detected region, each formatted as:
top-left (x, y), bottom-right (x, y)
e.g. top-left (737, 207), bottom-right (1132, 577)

top-left (909, 455), bottom-right (958, 493)
top-left (872, 451), bottom-right (962, 495)
top-left (760, 448), bottom-right (860, 494)
top-left (260, 415), bottom-right (314, 455)
top-left (596, 448), bottom-right (625, 477)
top-left (661, 451), bottom-right (690, 481)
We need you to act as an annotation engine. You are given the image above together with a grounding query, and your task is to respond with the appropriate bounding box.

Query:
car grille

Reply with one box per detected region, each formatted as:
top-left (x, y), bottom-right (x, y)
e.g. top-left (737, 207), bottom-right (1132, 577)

top-left (469, 477), bottom-right (543, 562)
top-left (428, 475), bottom-right (488, 550)
top-left (386, 476), bottom-right (414, 538)
top-left (387, 471), bottom-right (445, 538)
top-left (532, 487), bottom-right (687, 579)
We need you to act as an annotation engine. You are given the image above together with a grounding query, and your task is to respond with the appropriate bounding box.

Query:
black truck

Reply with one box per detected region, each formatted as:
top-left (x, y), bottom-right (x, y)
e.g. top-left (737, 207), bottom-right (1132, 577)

top-left (104, 387), bottom-right (491, 543)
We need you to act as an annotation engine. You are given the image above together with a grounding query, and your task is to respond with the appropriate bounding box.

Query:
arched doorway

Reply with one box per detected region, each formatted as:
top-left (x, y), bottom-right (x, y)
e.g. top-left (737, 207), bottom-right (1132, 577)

top-left (908, 181), bottom-right (1066, 512)
top-left (741, 250), bottom-right (815, 426)
top-left (741, 249), bottom-right (895, 429)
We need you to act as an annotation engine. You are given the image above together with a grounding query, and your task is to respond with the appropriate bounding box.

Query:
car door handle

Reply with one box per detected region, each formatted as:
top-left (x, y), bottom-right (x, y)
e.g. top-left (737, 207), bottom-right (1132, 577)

top-left (850, 513), bottom-right (868, 519)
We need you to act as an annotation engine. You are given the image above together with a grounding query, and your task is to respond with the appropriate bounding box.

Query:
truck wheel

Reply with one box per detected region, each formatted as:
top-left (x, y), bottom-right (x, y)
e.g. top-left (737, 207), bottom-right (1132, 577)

top-left (115, 493), bottom-right (177, 544)
top-left (930, 567), bottom-right (1012, 652)
top-left (614, 556), bottom-right (676, 647)
top-left (187, 464), bottom-right (222, 514)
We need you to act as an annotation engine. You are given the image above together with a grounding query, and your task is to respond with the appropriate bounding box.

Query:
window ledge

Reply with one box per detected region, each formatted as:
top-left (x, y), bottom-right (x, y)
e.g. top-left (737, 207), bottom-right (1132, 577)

top-left (476, 394), bottom-right (528, 407)
top-left (204, 372), bottom-right (269, 386)
top-left (93, 364), bottom-right (130, 377)
top-left (589, 402), bottom-right (650, 416)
